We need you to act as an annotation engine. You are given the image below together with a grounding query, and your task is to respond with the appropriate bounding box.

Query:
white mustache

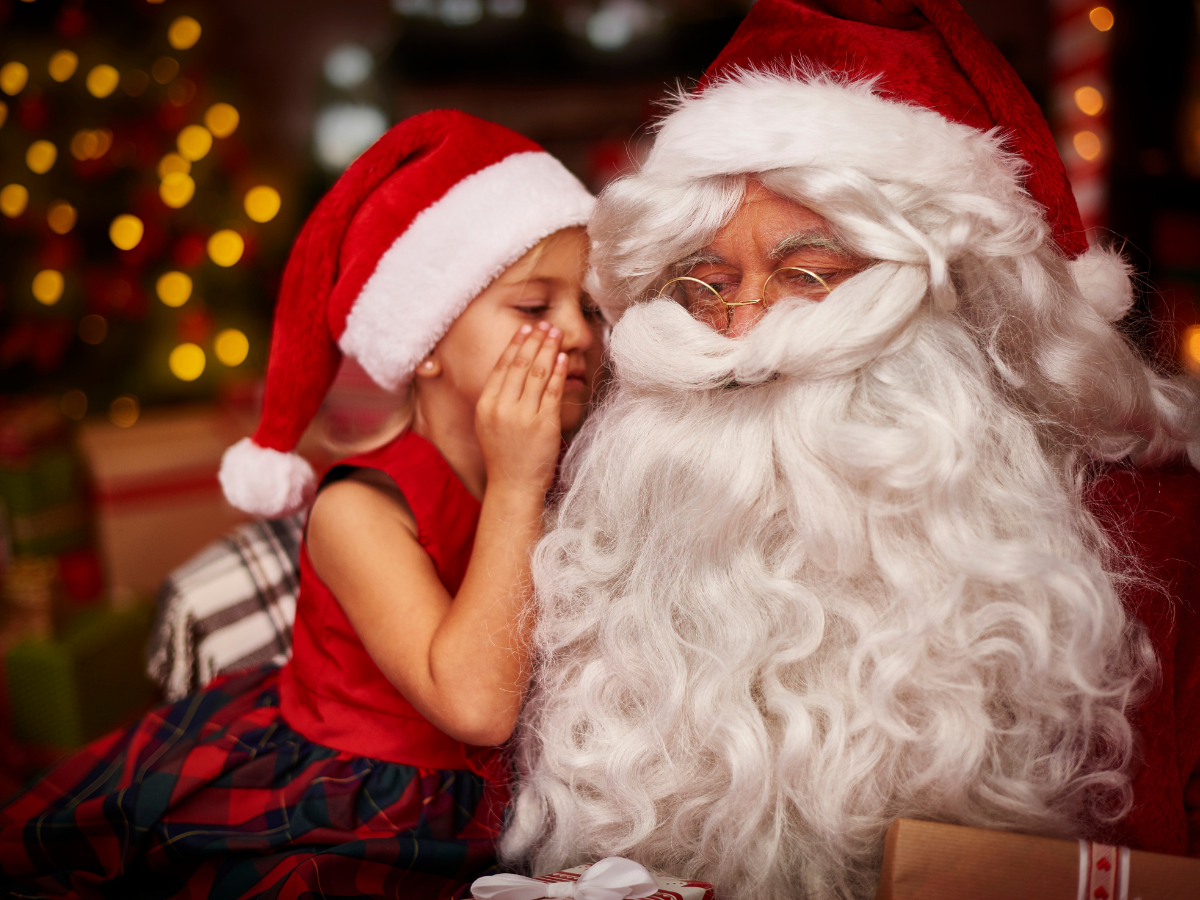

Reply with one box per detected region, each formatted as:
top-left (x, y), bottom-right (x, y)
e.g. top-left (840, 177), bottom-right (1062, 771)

top-left (609, 263), bottom-right (929, 391)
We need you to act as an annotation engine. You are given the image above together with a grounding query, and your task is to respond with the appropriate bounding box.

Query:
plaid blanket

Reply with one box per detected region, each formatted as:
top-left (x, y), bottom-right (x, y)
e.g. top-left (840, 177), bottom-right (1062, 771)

top-left (146, 516), bottom-right (304, 701)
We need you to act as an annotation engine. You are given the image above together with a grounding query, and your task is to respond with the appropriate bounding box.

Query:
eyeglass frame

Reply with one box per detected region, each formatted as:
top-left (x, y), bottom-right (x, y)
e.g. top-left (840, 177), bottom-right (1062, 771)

top-left (654, 266), bottom-right (834, 333)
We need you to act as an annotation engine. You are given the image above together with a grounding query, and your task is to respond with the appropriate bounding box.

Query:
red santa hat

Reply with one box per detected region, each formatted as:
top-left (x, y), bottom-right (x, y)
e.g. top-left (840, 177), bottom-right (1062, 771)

top-left (647, 0), bottom-right (1128, 318)
top-left (219, 110), bottom-right (594, 518)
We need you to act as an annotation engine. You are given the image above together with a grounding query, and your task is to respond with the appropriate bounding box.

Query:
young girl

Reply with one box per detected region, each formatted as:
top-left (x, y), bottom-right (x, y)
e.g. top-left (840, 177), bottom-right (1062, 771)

top-left (0, 111), bottom-right (599, 899)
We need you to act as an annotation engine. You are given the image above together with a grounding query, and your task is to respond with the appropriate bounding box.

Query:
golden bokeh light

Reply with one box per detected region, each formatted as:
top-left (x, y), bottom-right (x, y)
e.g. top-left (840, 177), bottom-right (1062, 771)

top-left (78, 314), bottom-right (107, 345)
top-left (32, 269), bottom-right (64, 306)
top-left (109, 214), bottom-right (144, 250)
top-left (60, 390), bottom-right (87, 421)
top-left (1183, 325), bottom-right (1200, 375)
top-left (177, 124), bottom-right (212, 161)
top-left (157, 152), bottom-right (191, 178)
top-left (47, 200), bottom-right (77, 234)
top-left (1074, 86), bottom-right (1104, 117)
top-left (168, 16), bottom-right (202, 51)
top-left (244, 186), bottom-right (281, 223)
top-left (204, 102), bottom-right (239, 138)
top-left (26, 140), bottom-right (57, 174)
top-left (159, 171), bottom-right (195, 208)
top-left (1073, 130), bottom-right (1102, 161)
top-left (1089, 6), bottom-right (1114, 32)
top-left (48, 50), bottom-right (78, 82)
top-left (1, 62), bottom-right (29, 96)
top-left (109, 395), bottom-right (139, 428)
top-left (0, 183), bottom-right (28, 218)
top-left (207, 229), bottom-right (244, 267)
top-left (151, 56), bottom-right (179, 84)
top-left (70, 128), bottom-right (113, 161)
top-left (214, 329), bottom-right (250, 366)
top-left (169, 342), bottom-right (206, 381)
top-left (123, 69), bottom-right (149, 96)
top-left (86, 64), bottom-right (120, 98)
top-left (156, 271), bottom-right (193, 307)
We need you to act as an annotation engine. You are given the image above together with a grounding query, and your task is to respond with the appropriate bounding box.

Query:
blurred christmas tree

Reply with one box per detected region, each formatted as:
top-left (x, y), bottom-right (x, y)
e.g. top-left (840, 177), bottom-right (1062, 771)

top-left (0, 0), bottom-right (290, 427)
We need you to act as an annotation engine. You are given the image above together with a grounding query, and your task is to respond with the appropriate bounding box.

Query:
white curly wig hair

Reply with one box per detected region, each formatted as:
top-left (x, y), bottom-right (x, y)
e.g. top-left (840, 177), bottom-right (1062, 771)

top-left (501, 72), bottom-right (1200, 900)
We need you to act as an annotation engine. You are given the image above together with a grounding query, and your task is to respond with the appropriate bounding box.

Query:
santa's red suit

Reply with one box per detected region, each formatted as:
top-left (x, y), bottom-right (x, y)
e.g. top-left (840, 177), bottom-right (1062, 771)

top-left (1091, 462), bottom-right (1200, 855)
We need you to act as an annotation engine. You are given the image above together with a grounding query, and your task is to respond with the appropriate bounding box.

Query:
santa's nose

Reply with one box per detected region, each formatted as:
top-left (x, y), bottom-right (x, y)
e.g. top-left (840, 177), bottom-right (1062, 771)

top-left (725, 278), bottom-right (770, 338)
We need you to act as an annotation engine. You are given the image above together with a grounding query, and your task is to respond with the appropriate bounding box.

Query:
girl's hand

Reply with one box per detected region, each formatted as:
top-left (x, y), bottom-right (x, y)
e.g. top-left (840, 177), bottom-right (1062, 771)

top-left (475, 321), bottom-right (568, 495)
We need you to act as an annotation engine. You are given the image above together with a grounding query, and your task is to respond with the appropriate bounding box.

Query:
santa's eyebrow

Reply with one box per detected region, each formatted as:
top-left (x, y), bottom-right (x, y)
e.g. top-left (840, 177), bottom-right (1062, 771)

top-left (671, 252), bottom-right (725, 275)
top-left (768, 232), bottom-right (853, 260)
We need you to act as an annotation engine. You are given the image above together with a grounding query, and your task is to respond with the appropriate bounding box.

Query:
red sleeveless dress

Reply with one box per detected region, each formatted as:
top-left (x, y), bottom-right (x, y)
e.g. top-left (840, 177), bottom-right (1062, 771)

top-left (0, 430), bottom-right (508, 900)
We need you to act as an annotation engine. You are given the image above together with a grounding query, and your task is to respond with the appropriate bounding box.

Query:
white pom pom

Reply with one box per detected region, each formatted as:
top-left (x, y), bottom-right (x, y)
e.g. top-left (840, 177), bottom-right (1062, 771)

top-left (219, 438), bottom-right (316, 518)
top-left (1069, 246), bottom-right (1134, 322)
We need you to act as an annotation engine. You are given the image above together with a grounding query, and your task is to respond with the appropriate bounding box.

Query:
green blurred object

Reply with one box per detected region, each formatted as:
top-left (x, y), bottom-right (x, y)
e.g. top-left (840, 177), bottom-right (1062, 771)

top-left (0, 447), bottom-right (87, 557)
top-left (5, 602), bottom-right (158, 747)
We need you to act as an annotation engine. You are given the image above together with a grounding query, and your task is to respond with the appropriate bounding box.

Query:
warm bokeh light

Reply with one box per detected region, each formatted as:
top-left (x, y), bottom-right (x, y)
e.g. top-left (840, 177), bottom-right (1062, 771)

top-left (32, 269), bottom-right (64, 306)
top-left (207, 229), bottom-right (244, 267)
top-left (1089, 6), bottom-right (1114, 32)
top-left (0, 184), bottom-right (28, 217)
top-left (168, 78), bottom-right (196, 107)
top-left (60, 390), bottom-right (87, 421)
top-left (159, 171), bottom-right (195, 208)
top-left (48, 50), bottom-right (78, 82)
top-left (152, 56), bottom-right (179, 84)
top-left (123, 69), bottom-right (149, 96)
top-left (177, 124), bottom-right (213, 161)
top-left (244, 186), bottom-right (281, 223)
top-left (70, 128), bottom-right (113, 161)
top-left (109, 214), bottom-right (144, 250)
top-left (109, 395), bottom-right (139, 428)
top-left (26, 140), bottom-right (57, 174)
top-left (47, 200), bottom-right (77, 234)
top-left (214, 328), bottom-right (250, 366)
top-left (1073, 130), bottom-right (1102, 161)
top-left (86, 64), bottom-right (120, 98)
top-left (156, 271), bottom-right (193, 307)
top-left (1183, 325), bottom-right (1200, 375)
top-left (1074, 86), bottom-right (1104, 117)
top-left (157, 152), bottom-right (191, 178)
top-left (0, 100), bottom-right (7, 128)
top-left (168, 16), bottom-right (202, 50)
top-left (204, 102), bottom-right (240, 138)
top-left (169, 342), bottom-right (206, 381)
top-left (0, 62), bottom-right (28, 96)
top-left (78, 314), bottom-right (107, 345)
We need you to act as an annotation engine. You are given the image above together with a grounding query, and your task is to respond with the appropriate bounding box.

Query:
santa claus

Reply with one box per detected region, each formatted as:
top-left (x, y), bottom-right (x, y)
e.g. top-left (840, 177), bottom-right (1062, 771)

top-left (500, 2), bottom-right (1200, 898)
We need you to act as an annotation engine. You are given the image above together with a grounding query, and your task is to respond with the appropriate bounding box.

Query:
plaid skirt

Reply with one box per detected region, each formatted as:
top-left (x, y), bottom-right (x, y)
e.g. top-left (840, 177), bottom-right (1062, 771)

top-left (0, 666), bottom-right (505, 899)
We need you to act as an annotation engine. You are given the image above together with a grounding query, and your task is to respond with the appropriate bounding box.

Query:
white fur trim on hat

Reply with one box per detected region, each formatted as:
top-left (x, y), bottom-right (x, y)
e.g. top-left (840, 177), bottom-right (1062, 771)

top-left (219, 437), bottom-right (316, 518)
top-left (1068, 245), bottom-right (1135, 322)
top-left (339, 151), bottom-right (595, 391)
top-left (646, 72), bottom-right (1022, 200)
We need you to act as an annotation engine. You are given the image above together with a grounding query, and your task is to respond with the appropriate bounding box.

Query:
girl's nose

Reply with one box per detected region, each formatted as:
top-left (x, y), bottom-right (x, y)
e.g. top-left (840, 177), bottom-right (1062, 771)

top-left (553, 299), bottom-right (595, 352)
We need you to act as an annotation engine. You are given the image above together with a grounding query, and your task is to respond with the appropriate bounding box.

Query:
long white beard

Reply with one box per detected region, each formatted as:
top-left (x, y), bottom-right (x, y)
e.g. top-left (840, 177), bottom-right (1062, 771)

top-left (502, 265), bottom-right (1151, 900)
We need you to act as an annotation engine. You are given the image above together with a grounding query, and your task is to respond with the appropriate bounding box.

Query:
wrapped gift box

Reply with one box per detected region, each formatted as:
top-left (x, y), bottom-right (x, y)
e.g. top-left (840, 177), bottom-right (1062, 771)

top-left (76, 405), bottom-right (252, 601)
top-left (876, 818), bottom-right (1200, 900)
top-left (499, 865), bottom-right (715, 900)
top-left (5, 601), bottom-right (157, 747)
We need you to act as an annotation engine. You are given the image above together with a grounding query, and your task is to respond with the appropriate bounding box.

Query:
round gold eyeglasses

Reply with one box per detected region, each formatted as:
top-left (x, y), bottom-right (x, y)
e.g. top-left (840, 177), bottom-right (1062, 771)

top-left (654, 267), bottom-right (832, 334)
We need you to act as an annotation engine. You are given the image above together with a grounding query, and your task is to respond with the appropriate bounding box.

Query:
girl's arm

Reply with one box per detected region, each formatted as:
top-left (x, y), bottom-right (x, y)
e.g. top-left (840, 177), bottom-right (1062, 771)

top-left (306, 324), bottom-right (567, 747)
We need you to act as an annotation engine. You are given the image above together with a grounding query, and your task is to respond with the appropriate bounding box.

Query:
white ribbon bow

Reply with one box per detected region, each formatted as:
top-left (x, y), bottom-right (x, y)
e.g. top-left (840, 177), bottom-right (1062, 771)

top-left (471, 857), bottom-right (660, 900)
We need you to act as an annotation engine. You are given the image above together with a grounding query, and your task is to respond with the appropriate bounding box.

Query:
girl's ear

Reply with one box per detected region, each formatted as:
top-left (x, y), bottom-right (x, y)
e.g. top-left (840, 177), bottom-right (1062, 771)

top-left (415, 356), bottom-right (441, 378)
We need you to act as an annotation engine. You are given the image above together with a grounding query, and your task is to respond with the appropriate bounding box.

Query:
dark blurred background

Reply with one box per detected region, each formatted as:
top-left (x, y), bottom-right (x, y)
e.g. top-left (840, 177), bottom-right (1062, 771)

top-left (0, 0), bottom-right (1197, 774)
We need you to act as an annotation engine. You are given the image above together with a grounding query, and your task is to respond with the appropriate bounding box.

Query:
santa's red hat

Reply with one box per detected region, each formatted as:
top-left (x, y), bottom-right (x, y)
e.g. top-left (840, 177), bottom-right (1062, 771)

top-left (219, 110), bottom-right (594, 518)
top-left (645, 0), bottom-right (1127, 317)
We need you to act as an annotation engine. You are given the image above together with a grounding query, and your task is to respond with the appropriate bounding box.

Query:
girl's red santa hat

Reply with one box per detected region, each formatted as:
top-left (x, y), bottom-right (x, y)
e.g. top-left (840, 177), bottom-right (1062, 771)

top-left (219, 110), bottom-right (594, 518)
top-left (645, 0), bottom-right (1129, 319)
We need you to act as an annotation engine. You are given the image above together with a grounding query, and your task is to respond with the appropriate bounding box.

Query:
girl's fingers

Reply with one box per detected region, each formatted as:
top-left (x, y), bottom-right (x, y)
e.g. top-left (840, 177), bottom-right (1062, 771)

top-left (519, 327), bottom-right (563, 407)
top-left (498, 323), bottom-right (550, 403)
top-left (481, 324), bottom-right (535, 404)
top-left (538, 352), bottom-right (568, 418)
